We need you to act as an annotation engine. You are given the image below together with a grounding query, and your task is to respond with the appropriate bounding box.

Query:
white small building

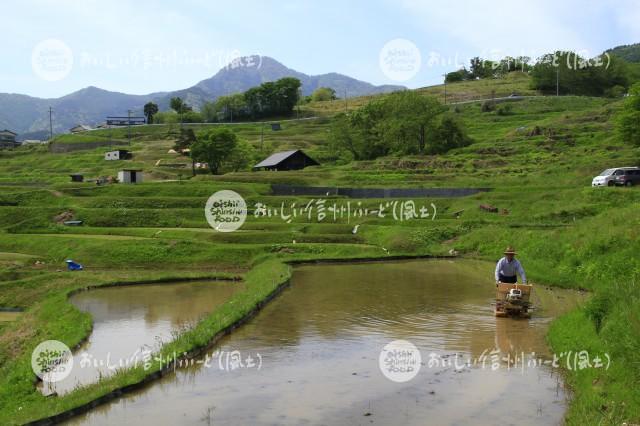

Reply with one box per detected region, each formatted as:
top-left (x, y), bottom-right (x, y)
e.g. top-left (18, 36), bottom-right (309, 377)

top-left (118, 169), bottom-right (143, 184)
top-left (105, 149), bottom-right (131, 160)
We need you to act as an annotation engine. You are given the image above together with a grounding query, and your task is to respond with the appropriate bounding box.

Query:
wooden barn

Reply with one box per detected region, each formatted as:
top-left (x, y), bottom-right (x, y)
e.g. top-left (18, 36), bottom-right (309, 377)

top-left (253, 150), bottom-right (319, 171)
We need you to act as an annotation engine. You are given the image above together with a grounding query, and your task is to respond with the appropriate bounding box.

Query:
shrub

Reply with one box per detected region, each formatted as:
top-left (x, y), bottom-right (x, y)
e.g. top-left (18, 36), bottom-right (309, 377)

top-left (496, 104), bottom-right (513, 116)
top-left (481, 100), bottom-right (496, 112)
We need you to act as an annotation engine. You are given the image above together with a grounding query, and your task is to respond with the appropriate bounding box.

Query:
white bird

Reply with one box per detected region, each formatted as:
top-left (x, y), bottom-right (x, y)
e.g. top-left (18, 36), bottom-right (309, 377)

top-left (352, 224), bottom-right (360, 234)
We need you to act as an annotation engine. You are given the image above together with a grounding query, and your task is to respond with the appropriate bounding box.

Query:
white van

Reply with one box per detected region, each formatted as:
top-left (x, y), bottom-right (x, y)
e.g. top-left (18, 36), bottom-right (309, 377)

top-left (592, 167), bottom-right (640, 187)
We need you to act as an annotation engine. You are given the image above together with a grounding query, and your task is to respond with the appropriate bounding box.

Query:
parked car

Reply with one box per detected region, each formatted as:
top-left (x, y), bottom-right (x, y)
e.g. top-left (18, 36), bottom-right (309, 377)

top-left (592, 167), bottom-right (640, 187)
top-left (613, 168), bottom-right (640, 186)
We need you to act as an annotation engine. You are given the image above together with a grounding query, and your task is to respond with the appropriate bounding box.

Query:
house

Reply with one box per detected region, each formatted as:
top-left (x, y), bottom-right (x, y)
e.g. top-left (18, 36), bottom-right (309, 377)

top-left (105, 149), bottom-right (132, 160)
top-left (253, 149), bottom-right (319, 171)
top-left (69, 124), bottom-right (93, 133)
top-left (0, 129), bottom-right (19, 149)
top-left (118, 169), bottom-right (143, 184)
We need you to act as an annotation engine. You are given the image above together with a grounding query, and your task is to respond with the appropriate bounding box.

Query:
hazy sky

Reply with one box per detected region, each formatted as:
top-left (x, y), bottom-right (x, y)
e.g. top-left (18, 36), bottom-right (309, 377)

top-left (2, 0), bottom-right (639, 98)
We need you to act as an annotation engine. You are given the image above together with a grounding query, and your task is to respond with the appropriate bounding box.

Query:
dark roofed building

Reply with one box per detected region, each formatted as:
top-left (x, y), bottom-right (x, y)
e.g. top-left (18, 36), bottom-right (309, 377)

top-left (253, 149), bottom-right (319, 171)
top-left (0, 129), bottom-right (19, 149)
top-left (105, 149), bottom-right (132, 160)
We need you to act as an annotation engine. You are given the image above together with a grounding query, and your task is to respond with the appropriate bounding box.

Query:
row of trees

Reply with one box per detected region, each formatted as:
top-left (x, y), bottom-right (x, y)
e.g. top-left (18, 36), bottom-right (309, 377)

top-left (445, 56), bottom-right (533, 82)
top-left (147, 82), bottom-right (340, 125)
top-left (530, 51), bottom-right (630, 97)
top-left (198, 77), bottom-right (302, 122)
top-left (329, 91), bottom-right (471, 161)
top-left (445, 52), bottom-right (634, 97)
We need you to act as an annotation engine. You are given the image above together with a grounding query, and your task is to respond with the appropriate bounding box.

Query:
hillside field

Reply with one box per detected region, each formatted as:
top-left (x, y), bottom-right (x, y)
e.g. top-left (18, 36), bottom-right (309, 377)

top-left (0, 78), bottom-right (639, 424)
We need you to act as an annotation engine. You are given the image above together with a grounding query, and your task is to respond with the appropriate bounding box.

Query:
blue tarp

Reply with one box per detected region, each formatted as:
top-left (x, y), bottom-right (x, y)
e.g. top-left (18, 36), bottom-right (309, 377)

top-left (66, 260), bottom-right (83, 271)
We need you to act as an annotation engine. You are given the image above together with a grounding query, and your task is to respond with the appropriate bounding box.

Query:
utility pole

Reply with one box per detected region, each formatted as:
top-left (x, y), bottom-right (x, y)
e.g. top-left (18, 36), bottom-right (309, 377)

top-left (127, 109), bottom-right (132, 145)
top-left (442, 74), bottom-right (447, 104)
top-left (260, 122), bottom-right (264, 151)
top-left (556, 67), bottom-right (559, 96)
top-left (48, 106), bottom-right (53, 141)
top-left (344, 89), bottom-right (348, 113)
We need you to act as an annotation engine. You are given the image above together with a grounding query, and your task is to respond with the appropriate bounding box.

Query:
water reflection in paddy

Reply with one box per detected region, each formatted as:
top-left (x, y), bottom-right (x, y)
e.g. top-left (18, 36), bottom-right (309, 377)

top-left (43, 280), bottom-right (242, 395)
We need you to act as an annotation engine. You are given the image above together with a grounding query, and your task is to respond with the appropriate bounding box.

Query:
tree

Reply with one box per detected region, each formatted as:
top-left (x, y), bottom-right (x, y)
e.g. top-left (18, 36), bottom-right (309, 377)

top-left (190, 128), bottom-right (238, 174)
top-left (329, 113), bottom-right (366, 161)
top-left (215, 94), bottom-right (246, 122)
top-left (328, 91), bottom-right (468, 161)
top-left (311, 87), bottom-right (337, 102)
top-left (376, 91), bottom-right (446, 155)
top-left (470, 57), bottom-right (496, 79)
top-left (143, 102), bottom-right (158, 124)
top-left (174, 128), bottom-right (196, 151)
top-left (445, 69), bottom-right (468, 83)
top-left (430, 115), bottom-right (472, 154)
top-left (244, 77), bottom-right (301, 119)
top-left (153, 111), bottom-right (179, 124)
top-left (181, 111), bottom-right (203, 123)
top-left (200, 101), bottom-right (217, 123)
top-left (274, 77), bottom-right (301, 115)
top-left (170, 97), bottom-right (191, 114)
top-left (227, 139), bottom-right (256, 171)
top-left (616, 82), bottom-right (640, 146)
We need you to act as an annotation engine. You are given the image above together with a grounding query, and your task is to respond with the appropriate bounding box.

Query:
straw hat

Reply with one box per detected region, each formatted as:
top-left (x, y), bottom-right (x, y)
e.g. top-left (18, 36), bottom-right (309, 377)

top-left (503, 246), bottom-right (517, 255)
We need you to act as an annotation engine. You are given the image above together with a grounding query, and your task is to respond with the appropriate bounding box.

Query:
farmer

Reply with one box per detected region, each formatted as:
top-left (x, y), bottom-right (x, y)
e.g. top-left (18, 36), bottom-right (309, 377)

top-left (495, 246), bottom-right (527, 284)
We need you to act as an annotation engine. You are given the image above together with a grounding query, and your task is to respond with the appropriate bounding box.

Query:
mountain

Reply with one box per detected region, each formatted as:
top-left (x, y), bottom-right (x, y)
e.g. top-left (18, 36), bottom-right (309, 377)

top-left (194, 55), bottom-right (402, 99)
top-left (0, 56), bottom-right (404, 138)
top-left (607, 43), bottom-right (640, 63)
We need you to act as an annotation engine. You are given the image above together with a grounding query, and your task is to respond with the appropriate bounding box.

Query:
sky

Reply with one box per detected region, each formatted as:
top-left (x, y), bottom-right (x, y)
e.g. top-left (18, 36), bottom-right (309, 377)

top-left (2, 0), bottom-right (639, 98)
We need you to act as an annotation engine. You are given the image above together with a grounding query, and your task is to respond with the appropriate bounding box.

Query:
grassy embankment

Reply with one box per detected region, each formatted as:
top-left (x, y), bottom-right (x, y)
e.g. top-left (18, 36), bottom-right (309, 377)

top-left (0, 74), bottom-right (638, 424)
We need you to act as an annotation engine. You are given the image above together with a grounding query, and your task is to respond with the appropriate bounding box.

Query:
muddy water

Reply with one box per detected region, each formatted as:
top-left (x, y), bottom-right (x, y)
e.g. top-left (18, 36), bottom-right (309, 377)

top-left (42, 281), bottom-right (242, 395)
top-left (66, 259), bottom-right (585, 425)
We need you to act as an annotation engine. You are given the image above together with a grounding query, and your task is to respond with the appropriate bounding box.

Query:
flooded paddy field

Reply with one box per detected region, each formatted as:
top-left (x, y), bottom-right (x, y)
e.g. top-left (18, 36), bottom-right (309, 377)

top-left (64, 259), bottom-right (585, 425)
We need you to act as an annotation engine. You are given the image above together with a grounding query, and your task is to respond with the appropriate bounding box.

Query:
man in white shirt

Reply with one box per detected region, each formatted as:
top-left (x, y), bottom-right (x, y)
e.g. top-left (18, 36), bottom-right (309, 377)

top-left (495, 246), bottom-right (527, 284)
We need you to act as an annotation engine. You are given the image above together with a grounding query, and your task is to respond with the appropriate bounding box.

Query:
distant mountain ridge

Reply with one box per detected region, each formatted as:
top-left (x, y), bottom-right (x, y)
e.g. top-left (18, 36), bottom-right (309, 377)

top-left (607, 43), bottom-right (640, 63)
top-left (0, 55), bottom-right (405, 139)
